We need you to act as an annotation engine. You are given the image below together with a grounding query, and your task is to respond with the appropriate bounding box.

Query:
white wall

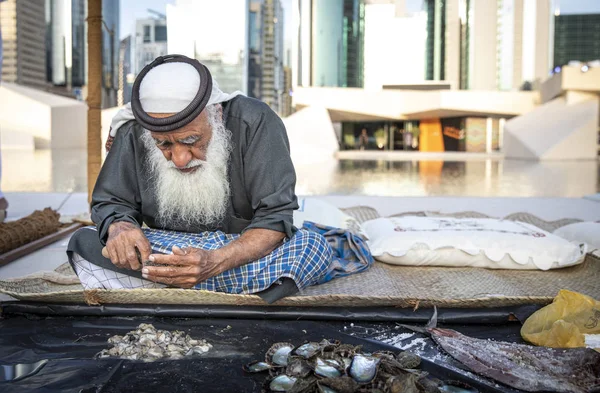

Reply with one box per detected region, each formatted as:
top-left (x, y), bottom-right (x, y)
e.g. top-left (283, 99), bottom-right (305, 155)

top-left (470, 0), bottom-right (498, 90)
top-left (0, 86), bottom-right (51, 149)
top-left (283, 105), bottom-right (338, 162)
top-left (444, 0), bottom-right (460, 87)
top-left (534, 0), bottom-right (552, 83)
top-left (504, 93), bottom-right (599, 160)
top-left (283, 105), bottom-right (340, 196)
top-left (0, 83), bottom-right (87, 150)
top-left (541, 65), bottom-right (600, 103)
top-left (293, 87), bottom-right (538, 119)
top-left (51, 105), bottom-right (87, 149)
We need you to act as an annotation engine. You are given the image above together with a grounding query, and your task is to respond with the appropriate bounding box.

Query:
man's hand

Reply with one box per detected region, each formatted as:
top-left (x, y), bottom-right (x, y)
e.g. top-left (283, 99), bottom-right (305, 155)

top-left (141, 246), bottom-right (220, 288)
top-left (105, 221), bottom-right (151, 271)
top-left (142, 228), bottom-right (285, 288)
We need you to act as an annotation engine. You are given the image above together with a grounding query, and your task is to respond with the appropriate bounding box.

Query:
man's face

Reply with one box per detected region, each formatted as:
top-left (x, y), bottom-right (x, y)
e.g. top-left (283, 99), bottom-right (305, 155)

top-left (141, 104), bottom-right (232, 227)
top-left (148, 110), bottom-right (213, 173)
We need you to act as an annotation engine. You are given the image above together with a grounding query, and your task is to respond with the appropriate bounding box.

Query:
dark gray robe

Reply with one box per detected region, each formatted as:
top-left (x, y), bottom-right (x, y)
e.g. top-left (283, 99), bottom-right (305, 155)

top-left (91, 95), bottom-right (299, 244)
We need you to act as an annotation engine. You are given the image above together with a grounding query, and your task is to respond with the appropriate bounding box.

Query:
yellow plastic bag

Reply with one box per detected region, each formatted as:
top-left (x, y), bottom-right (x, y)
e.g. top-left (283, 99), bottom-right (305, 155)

top-left (521, 289), bottom-right (600, 350)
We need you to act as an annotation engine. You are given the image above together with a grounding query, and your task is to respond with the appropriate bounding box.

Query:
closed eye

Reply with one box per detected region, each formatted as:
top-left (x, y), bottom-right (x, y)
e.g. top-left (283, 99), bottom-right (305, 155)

top-left (177, 136), bottom-right (201, 146)
top-left (154, 139), bottom-right (172, 148)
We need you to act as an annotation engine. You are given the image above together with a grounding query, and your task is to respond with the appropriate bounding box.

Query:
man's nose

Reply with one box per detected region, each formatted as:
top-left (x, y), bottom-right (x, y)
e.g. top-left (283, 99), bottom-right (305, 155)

top-left (170, 144), bottom-right (193, 168)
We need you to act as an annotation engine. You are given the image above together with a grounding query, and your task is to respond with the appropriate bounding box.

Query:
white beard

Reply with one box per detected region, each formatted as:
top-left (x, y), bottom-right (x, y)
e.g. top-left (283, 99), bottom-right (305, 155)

top-left (140, 104), bottom-right (232, 228)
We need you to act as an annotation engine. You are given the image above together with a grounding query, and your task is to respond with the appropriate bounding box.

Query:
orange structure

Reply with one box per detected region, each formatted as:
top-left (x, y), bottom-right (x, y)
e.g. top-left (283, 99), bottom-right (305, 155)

top-left (418, 118), bottom-right (445, 152)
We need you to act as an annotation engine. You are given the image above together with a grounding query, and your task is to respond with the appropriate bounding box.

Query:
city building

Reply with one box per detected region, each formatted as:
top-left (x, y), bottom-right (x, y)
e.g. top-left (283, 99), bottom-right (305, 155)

top-left (134, 12), bottom-right (167, 74)
top-left (553, 13), bottom-right (600, 68)
top-left (292, 0), bottom-right (365, 89)
top-left (118, 35), bottom-right (133, 106)
top-left (281, 66), bottom-right (293, 117)
top-left (167, 0), bottom-right (247, 94)
top-left (0, 0), bottom-right (47, 90)
top-left (363, 0), bottom-right (427, 89)
top-left (247, 0), bottom-right (286, 114)
top-left (45, 0), bottom-right (87, 99)
top-left (101, 0), bottom-right (119, 108)
top-left (424, 0), bottom-right (552, 90)
top-left (293, 84), bottom-right (534, 153)
top-left (424, 0), bottom-right (447, 82)
top-left (43, 0), bottom-right (119, 106)
top-left (290, 63), bottom-right (600, 160)
top-left (261, 0), bottom-right (284, 113)
top-left (247, 1), bottom-right (262, 99)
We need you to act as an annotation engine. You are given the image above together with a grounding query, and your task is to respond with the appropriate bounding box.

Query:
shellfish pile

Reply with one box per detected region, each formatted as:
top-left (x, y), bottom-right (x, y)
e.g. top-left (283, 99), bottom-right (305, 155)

top-left (96, 323), bottom-right (212, 361)
top-left (243, 339), bottom-right (444, 393)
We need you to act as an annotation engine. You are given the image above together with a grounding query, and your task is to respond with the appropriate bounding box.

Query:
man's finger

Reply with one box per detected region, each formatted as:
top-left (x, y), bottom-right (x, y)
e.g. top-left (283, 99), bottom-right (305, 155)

top-left (114, 238), bottom-right (130, 268)
top-left (142, 265), bottom-right (194, 279)
top-left (107, 243), bottom-right (121, 267)
top-left (101, 247), bottom-right (109, 259)
top-left (172, 245), bottom-right (188, 256)
top-left (136, 239), bottom-right (152, 261)
top-left (142, 269), bottom-right (192, 287)
top-left (126, 246), bottom-right (141, 271)
top-left (148, 253), bottom-right (193, 266)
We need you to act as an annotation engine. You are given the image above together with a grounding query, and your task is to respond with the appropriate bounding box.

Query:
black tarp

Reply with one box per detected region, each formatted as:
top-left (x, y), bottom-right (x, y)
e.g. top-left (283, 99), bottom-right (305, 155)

top-left (0, 302), bottom-right (535, 393)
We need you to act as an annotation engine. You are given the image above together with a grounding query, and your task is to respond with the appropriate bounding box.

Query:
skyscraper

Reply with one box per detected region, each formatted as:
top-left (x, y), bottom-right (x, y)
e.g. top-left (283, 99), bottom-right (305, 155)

top-left (0, 0), bottom-right (47, 90)
top-left (101, 0), bottom-right (119, 108)
top-left (247, 0), bottom-right (287, 114)
top-left (364, 0), bottom-right (427, 89)
top-left (495, 0), bottom-right (552, 90)
top-left (167, 0), bottom-right (247, 94)
top-left (43, 0), bottom-right (120, 105)
top-left (261, 0), bottom-right (284, 112)
top-left (293, 0), bottom-right (365, 88)
top-left (118, 35), bottom-right (133, 106)
top-left (45, 0), bottom-right (87, 92)
top-left (425, 0), bottom-right (552, 90)
top-left (554, 13), bottom-right (600, 67)
top-left (247, 1), bottom-right (262, 99)
top-left (281, 66), bottom-right (292, 116)
top-left (425, 0), bottom-right (445, 81)
top-left (134, 12), bottom-right (168, 74)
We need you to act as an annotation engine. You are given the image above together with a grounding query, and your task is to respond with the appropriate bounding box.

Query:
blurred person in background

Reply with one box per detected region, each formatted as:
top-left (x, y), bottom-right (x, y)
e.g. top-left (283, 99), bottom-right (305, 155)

top-left (358, 128), bottom-right (369, 150)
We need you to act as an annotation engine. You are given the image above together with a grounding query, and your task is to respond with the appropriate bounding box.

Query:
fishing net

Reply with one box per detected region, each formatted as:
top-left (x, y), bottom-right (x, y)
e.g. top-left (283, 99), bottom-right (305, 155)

top-left (0, 208), bottom-right (61, 254)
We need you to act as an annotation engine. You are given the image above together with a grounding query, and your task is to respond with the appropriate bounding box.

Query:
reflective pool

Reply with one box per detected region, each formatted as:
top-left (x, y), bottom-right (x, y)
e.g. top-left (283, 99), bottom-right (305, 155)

top-left (2, 149), bottom-right (599, 197)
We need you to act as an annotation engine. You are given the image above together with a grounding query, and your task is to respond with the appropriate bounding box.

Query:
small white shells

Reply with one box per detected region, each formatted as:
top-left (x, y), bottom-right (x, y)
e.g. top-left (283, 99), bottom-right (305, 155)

top-left (95, 323), bottom-right (212, 362)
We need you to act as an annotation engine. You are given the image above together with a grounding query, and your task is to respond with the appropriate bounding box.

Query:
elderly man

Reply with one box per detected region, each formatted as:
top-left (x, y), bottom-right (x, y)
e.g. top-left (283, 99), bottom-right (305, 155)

top-left (67, 55), bottom-right (332, 302)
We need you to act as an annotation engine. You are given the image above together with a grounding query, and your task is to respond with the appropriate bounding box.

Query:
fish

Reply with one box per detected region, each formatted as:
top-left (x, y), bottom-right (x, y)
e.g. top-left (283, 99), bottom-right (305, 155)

top-left (429, 327), bottom-right (600, 393)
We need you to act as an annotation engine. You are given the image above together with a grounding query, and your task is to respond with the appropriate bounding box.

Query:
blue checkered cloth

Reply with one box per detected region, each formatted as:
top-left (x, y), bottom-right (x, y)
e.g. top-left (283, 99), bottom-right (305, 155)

top-left (301, 221), bottom-right (374, 284)
top-left (143, 228), bottom-right (332, 294)
top-left (141, 222), bottom-right (373, 294)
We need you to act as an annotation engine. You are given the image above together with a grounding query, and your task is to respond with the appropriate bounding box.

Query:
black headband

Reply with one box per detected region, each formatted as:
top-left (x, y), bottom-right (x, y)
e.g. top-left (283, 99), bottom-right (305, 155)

top-left (131, 54), bottom-right (213, 132)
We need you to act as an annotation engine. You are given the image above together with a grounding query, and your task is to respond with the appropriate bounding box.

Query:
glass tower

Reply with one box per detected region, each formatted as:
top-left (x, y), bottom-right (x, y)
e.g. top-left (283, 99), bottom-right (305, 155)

top-left (554, 13), bottom-right (600, 67)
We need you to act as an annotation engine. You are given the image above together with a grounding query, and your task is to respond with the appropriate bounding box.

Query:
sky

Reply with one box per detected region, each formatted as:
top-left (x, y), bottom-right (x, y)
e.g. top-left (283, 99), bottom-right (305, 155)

top-left (119, 0), bottom-right (600, 41)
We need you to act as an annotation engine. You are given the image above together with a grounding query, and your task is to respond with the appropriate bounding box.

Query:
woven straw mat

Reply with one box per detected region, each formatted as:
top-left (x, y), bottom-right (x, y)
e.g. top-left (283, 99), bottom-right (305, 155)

top-left (0, 209), bottom-right (596, 308)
